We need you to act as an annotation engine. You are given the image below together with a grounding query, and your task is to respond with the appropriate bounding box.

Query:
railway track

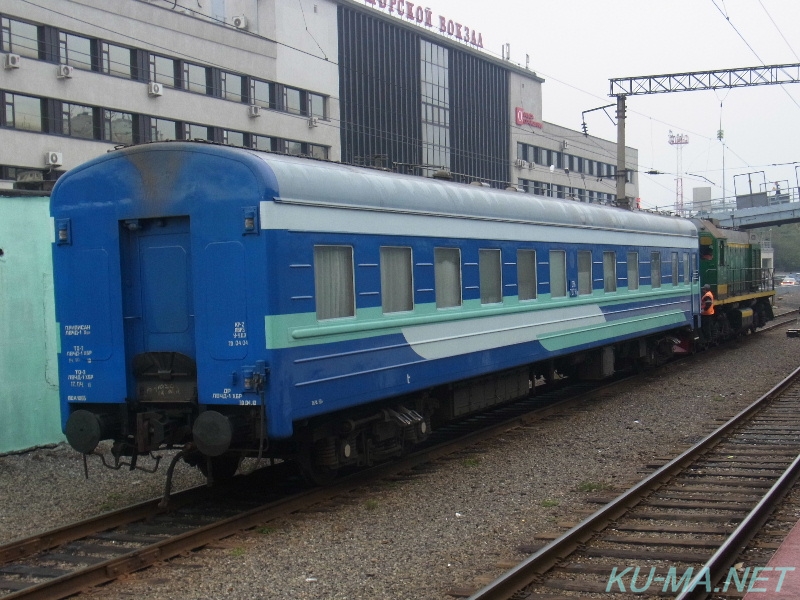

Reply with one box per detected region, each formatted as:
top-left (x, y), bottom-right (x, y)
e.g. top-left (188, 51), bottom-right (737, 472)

top-left (463, 362), bottom-right (800, 600)
top-left (1, 312), bottom-right (794, 599)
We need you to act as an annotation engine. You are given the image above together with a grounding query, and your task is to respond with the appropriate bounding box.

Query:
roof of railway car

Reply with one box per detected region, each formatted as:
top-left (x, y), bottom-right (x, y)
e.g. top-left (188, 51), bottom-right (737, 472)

top-left (53, 141), bottom-right (697, 239)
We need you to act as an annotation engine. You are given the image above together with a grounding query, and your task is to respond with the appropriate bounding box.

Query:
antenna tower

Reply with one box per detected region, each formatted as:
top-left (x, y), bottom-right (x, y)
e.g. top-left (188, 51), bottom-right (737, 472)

top-left (668, 130), bottom-right (689, 216)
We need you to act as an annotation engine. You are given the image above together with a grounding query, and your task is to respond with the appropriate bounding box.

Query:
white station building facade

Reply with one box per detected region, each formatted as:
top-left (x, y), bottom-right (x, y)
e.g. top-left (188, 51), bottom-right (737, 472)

top-left (0, 0), bottom-right (638, 202)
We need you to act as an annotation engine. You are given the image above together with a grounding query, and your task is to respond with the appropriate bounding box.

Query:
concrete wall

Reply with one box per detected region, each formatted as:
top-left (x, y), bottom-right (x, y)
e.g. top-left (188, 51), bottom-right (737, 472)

top-left (0, 195), bottom-right (63, 453)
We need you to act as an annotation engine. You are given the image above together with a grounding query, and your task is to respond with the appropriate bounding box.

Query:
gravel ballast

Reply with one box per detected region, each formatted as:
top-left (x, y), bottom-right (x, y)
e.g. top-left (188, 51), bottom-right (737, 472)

top-left (2, 300), bottom-right (799, 600)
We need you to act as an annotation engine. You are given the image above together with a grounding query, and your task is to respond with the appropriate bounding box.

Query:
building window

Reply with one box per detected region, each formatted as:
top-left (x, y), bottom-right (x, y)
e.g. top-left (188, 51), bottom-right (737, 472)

top-left (184, 123), bottom-right (211, 141)
top-left (1, 17), bottom-right (39, 59)
top-left (380, 247), bottom-right (413, 313)
top-left (314, 245), bottom-right (355, 320)
top-left (479, 249), bottom-right (502, 304)
top-left (435, 247), bottom-right (461, 308)
top-left (550, 250), bottom-right (567, 298)
top-left (578, 251), bottom-right (592, 295)
top-left (151, 117), bottom-right (177, 141)
top-left (284, 86), bottom-right (304, 115)
top-left (251, 134), bottom-right (275, 151)
top-left (309, 92), bottom-right (325, 119)
top-left (62, 102), bottom-right (95, 139)
top-left (421, 39), bottom-right (450, 176)
top-left (2, 92), bottom-right (43, 132)
top-left (627, 252), bottom-right (639, 291)
top-left (222, 72), bottom-right (244, 102)
top-left (651, 252), bottom-right (661, 288)
top-left (149, 54), bottom-right (177, 87)
top-left (308, 144), bottom-right (328, 160)
top-left (285, 140), bottom-right (303, 155)
top-left (101, 42), bottom-right (132, 79)
top-left (250, 79), bottom-right (274, 109)
top-left (517, 249), bottom-right (537, 301)
top-left (223, 129), bottom-right (244, 146)
top-left (59, 31), bottom-right (91, 71)
top-left (103, 110), bottom-right (133, 145)
top-left (183, 62), bottom-right (208, 94)
top-left (604, 251), bottom-right (617, 292)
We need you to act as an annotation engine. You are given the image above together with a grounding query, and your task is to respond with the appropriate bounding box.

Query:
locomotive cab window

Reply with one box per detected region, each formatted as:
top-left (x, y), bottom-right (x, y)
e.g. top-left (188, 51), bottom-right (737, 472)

top-left (627, 252), bottom-right (639, 291)
top-left (578, 251), bottom-right (592, 295)
top-left (604, 252), bottom-right (616, 292)
top-left (314, 245), bottom-right (355, 320)
top-left (651, 252), bottom-right (661, 288)
top-left (479, 249), bottom-right (502, 305)
top-left (434, 247), bottom-right (462, 309)
top-left (517, 250), bottom-right (537, 301)
top-left (380, 246), bottom-right (413, 314)
top-left (549, 250), bottom-right (567, 298)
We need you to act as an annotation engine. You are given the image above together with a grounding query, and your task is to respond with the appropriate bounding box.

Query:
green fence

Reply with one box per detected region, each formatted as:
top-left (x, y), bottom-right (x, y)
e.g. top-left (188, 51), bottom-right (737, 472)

top-left (0, 193), bottom-right (63, 453)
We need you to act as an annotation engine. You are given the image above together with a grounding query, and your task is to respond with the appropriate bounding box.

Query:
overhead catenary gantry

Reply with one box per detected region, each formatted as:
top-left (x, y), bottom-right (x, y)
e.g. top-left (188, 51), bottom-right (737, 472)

top-left (608, 63), bottom-right (800, 210)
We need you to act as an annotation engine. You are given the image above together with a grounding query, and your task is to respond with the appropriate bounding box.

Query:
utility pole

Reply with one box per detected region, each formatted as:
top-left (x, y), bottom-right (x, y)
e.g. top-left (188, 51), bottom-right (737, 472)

top-left (615, 95), bottom-right (629, 209)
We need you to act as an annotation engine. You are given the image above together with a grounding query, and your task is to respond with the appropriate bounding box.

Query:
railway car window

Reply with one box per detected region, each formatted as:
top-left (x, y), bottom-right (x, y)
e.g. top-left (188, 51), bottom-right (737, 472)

top-left (479, 249), bottom-right (502, 305)
top-left (102, 110), bottom-right (133, 145)
top-left (1, 17), bottom-right (39, 59)
top-left (627, 252), bottom-right (639, 291)
top-left (314, 245), bottom-right (355, 320)
top-left (683, 253), bottom-right (690, 284)
top-left (517, 250), bottom-right (537, 301)
top-left (59, 32), bottom-right (92, 71)
top-left (671, 252), bottom-right (679, 286)
top-left (434, 248), bottom-right (462, 309)
top-left (62, 103), bottom-right (95, 139)
top-left (380, 247), bottom-right (413, 314)
top-left (101, 42), bottom-right (133, 79)
top-left (149, 54), bottom-right (177, 87)
top-left (549, 250), bottom-right (567, 298)
top-left (651, 252), bottom-right (661, 288)
top-left (604, 252), bottom-right (617, 292)
top-left (578, 251), bottom-right (592, 295)
top-left (3, 92), bottom-right (44, 132)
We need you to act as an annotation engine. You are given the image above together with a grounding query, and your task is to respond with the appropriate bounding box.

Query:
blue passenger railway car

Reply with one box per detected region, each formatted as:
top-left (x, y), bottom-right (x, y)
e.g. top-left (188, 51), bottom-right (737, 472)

top-left (52, 141), bottom-right (701, 481)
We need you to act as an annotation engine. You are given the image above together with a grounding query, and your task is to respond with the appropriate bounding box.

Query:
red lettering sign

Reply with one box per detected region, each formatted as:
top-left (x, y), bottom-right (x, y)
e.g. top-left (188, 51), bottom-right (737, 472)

top-left (515, 107), bottom-right (543, 129)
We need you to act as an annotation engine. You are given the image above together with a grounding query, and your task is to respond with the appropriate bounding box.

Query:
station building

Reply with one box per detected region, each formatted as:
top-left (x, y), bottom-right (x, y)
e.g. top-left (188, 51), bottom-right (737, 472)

top-left (0, 0), bottom-right (638, 202)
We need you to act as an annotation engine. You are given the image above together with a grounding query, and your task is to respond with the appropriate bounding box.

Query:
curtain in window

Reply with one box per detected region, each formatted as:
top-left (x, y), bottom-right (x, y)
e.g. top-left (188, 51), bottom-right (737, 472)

top-left (479, 249), bottom-right (502, 304)
top-left (578, 251), bottom-right (592, 295)
top-left (517, 250), bottom-right (536, 300)
top-left (651, 252), bottom-right (661, 288)
top-left (314, 246), bottom-right (355, 320)
top-left (435, 248), bottom-right (461, 308)
top-left (380, 247), bottom-right (413, 313)
top-left (549, 250), bottom-right (566, 297)
top-left (627, 252), bottom-right (639, 290)
top-left (604, 252), bottom-right (616, 292)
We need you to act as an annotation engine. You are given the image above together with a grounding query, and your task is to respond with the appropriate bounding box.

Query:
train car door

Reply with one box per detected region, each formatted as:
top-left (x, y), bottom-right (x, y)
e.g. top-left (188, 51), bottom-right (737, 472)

top-left (120, 216), bottom-right (197, 403)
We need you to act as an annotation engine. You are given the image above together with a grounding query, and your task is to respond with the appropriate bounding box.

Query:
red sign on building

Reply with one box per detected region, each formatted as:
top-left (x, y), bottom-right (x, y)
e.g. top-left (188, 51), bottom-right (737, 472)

top-left (515, 107), bottom-right (543, 129)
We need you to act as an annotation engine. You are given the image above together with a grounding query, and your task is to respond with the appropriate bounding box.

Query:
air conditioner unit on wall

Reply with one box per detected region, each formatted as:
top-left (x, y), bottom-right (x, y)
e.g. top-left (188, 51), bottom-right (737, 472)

top-left (4, 53), bottom-right (21, 69)
top-left (514, 158), bottom-right (527, 168)
top-left (248, 105), bottom-right (261, 118)
top-left (232, 15), bottom-right (248, 29)
top-left (45, 151), bottom-right (63, 167)
top-left (57, 64), bottom-right (74, 78)
top-left (308, 117), bottom-right (318, 128)
top-left (148, 81), bottom-right (163, 97)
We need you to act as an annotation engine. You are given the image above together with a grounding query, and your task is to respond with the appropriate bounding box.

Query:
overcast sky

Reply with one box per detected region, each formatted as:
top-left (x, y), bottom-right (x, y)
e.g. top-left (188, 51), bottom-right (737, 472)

top-left (410, 0), bottom-right (800, 210)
